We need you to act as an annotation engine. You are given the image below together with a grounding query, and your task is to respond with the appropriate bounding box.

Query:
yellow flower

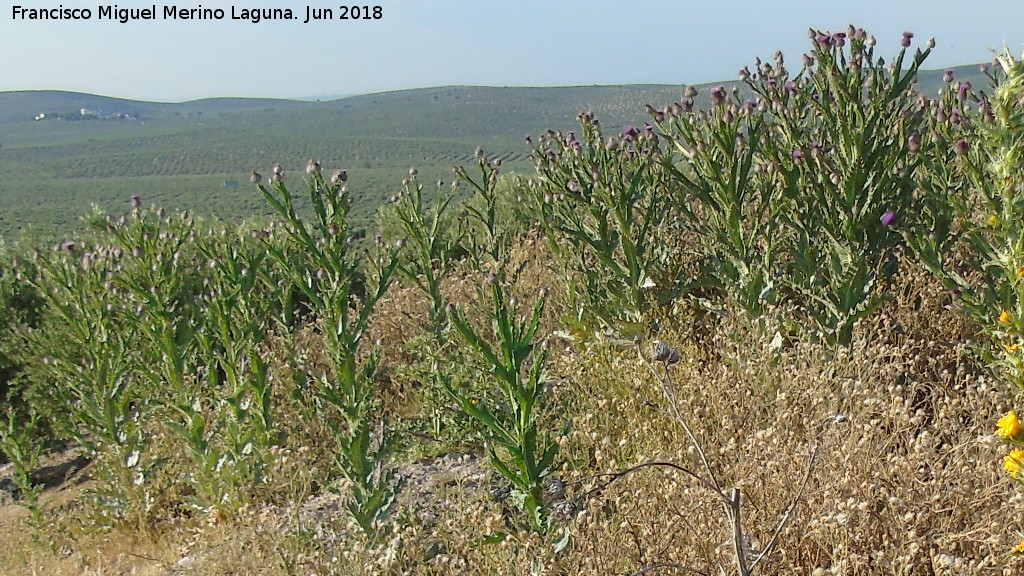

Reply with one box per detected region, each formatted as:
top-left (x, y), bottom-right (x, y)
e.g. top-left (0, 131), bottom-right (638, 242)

top-left (1007, 342), bottom-right (1020, 353)
top-left (1015, 540), bottom-right (1024, 554)
top-left (1003, 448), bottom-right (1024, 478)
top-left (997, 411), bottom-right (1024, 439)
top-left (1001, 310), bottom-right (1013, 324)
top-left (1018, 266), bottom-right (1024, 278)
top-left (990, 215), bottom-right (1000, 225)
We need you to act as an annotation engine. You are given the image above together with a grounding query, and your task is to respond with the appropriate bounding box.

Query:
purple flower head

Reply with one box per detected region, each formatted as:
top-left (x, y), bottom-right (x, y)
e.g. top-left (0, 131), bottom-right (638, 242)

top-left (880, 210), bottom-right (897, 227)
top-left (767, 77), bottom-right (778, 90)
top-left (802, 53), bottom-right (815, 68)
top-left (816, 33), bottom-right (832, 48)
top-left (61, 240), bottom-right (76, 253)
top-left (954, 139), bottom-right (970, 156)
top-left (936, 107), bottom-right (949, 123)
top-left (943, 69), bottom-right (954, 83)
top-left (792, 149), bottom-right (804, 165)
top-left (901, 31), bottom-right (914, 48)
top-left (654, 108), bottom-right (665, 123)
top-left (784, 81), bottom-right (797, 93)
top-left (957, 81), bottom-right (971, 101)
top-left (623, 125), bottom-right (639, 139)
top-left (567, 180), bottom-right (580, 194)
top-left (744, 98), bottom-right (757, 111)
top-left (680, 97), bottom-right (694, 113)
top-left (710, 85), bottom-right (727, 106)
top-left (130, 194), bottom-right (141, 208)
top-left (832, 32), bottom-right (847, 47)
top-left (907, 132), bottom-right (922, 152)
top-left (684, 86), bottom-right (698, 99)
top-left (724, 109), bottom-right (734, 123)
top-left (951, 108), bottom-right (962, 125)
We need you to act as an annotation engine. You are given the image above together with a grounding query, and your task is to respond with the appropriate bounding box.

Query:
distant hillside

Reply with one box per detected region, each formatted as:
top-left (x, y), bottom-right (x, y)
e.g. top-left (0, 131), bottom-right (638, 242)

top-left (0, 63), bottom-right (995, 240)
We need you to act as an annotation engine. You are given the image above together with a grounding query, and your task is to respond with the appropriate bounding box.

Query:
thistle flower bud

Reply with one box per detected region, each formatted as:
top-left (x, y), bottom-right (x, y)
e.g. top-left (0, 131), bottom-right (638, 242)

top-left (684, 86), bottom-right (698, 99)
top-left (802, 53), bottom-right (815, 68)
top-left (901, 31), bottom-right (913, 48)
top-left (927, 37), bottom-right (935, 49)
top-left (305, 159), bottom-right (321, 175)
top-left (331, 170), bottom-right (348, 185)
top-left (943, 69), bottom-right (954, 83)
top-left (474, 146), bottom-right (485, 159)
top-left (250, 171), bottom-right (262, 184)
top-left (738, 66), bottom-right (750, 81)
top-left (792, 149), bottom-right (804, 165)
top-left (957, 81), bottom-right (971, 101)
top-left (907, 132), bottom-right (922, 153)
top-left (408, 166), bottom-right (418, 176)
top-left (485, 272), bottom-right (499, 285)
top-left (273, 163), bottom-right (284, 176)
top-left (396, 238), bottom-right (407, 248)
top-left (649, 340), bottom-right (681, 365)
top-left (539, 287), bottom-right (550, 299)
top-left (954, 139), bottom-right (969, 156)
top-left (710, 85), bottom-right (727, 106)
top-left (328, 222), bottom-right (341, 236)
top-left (880, 209), bottom-right (897, 227)
top-left (130, 194), bottom-right (141, 208)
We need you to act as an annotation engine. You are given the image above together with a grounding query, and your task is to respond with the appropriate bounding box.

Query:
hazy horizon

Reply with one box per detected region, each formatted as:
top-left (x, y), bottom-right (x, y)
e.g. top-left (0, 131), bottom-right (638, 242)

top-left (2, 1), bottom-right (1022, 103)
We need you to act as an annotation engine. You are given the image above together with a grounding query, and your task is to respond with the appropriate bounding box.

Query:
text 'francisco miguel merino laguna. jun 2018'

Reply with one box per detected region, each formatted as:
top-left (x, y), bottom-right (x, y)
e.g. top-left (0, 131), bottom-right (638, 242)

top-left (10, 4), bottom-right (384, 24)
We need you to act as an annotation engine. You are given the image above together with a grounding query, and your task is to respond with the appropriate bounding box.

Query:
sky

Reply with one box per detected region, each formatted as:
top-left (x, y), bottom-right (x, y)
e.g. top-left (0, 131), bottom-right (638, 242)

top-left (1, 0), bottom-right (1022, 102)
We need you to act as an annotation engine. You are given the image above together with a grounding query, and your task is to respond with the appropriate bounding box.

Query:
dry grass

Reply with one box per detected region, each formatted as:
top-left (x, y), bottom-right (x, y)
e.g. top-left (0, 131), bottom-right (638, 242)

top-left (3, 250), bottom-right (1023, 575)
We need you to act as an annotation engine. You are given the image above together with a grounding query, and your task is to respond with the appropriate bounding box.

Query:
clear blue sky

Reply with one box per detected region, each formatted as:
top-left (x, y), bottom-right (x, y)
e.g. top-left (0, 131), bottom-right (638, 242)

top-left (1, 0), bottom-right (1021, 102)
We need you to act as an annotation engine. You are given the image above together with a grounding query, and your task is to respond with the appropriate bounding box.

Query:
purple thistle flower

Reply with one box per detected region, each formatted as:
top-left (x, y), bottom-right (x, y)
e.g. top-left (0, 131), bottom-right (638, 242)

top-left (710, 85), bottom-right (727, 106)
top-left (954, 139), bottom-right (969, 156)
top-left (957, 81), bottom-right (971, 101)
top-left (832, 32), bottom-right (847, 47)
top-left (623, 125), bottom-right (639, 139)
top-left (901, 31), bottom-right (914, 48)
top-left (802, 53), bottom-right (815, 67)
top-left (907, 132), bottom-right (922, 152)
top-left (567, 180), bottom-right (580, 194)
top-left (816, 33), bottom-right (832, 48)
top-left (792, 149), bottom-right (804, 165)
top-left (943, 69), bottom-right (954, 83)
top-left (680, 97), bottom-right (694, 113)
top-left (880, 210), bottom-right (897, 227)
top-left (61, 240), bottom-right (76, 253)
top-left (785, 81), bottom-right (797, 93)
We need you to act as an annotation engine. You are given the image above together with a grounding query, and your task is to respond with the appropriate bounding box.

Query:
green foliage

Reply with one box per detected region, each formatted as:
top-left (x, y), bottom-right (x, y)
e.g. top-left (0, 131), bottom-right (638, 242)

top-left (257, 164), bottom-right (402, 536)
top-left (530, 116), bottom-right (679, 340)
top-left (440, 277), bottom-right (558, 533)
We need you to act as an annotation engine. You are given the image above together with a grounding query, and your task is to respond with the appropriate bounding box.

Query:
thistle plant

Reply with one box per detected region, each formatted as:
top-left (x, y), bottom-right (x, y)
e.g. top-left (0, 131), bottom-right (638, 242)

top-left (656, 83), bottom-right (781, 319)
top-left (21, 241), bottom-right (155, 526)
top-left (386, 169), bottom-right (467, 331)
top-left (530, 116), bottom-right (678, 339)
top-left (0, 410), bottom-right (48, 540)
top-left (440, 275), bottom-right (558, 533)
top-left (772, 29), bottom-right (933, 345)
top-left (453, 148), bottom-right (508, 265)
top-left (256, 162), bottom-right (401, 536)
